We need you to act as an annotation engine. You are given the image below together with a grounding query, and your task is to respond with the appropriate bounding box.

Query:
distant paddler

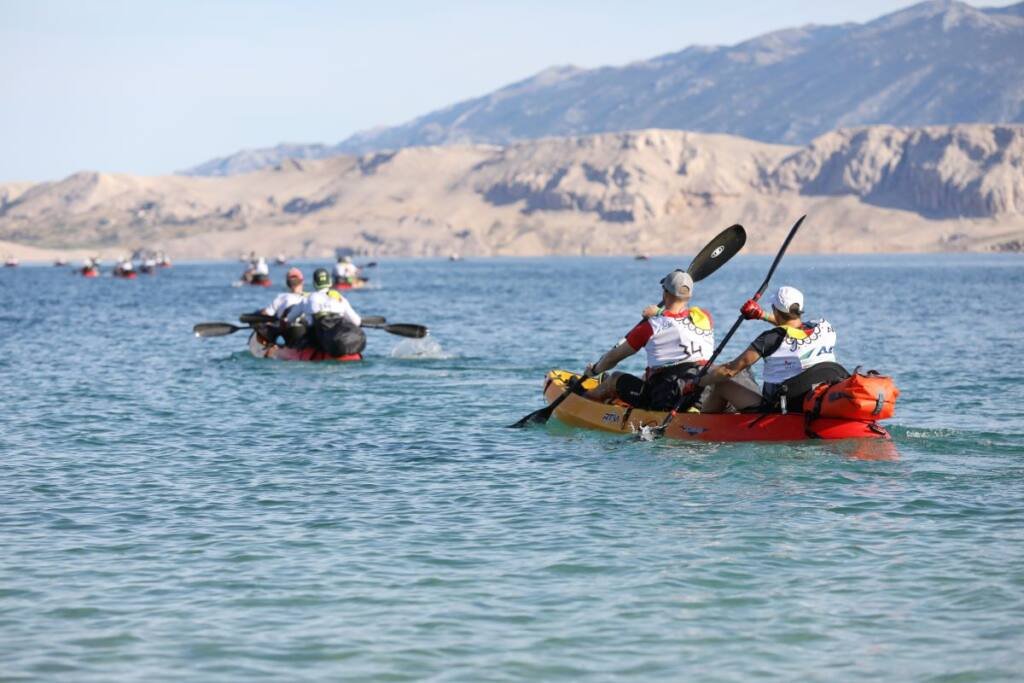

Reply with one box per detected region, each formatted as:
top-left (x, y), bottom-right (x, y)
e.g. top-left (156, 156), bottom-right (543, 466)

top-left (332, 255), bottom-right (362, 287)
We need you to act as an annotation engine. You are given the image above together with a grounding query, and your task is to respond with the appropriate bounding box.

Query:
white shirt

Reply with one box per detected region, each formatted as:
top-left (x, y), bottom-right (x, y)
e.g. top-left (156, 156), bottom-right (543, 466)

top-left (333, 262), bottom-right (359, 279)
top-left (254, 260), bottom-right (269, 276)
top-left (302, 289), bottom-right (362, 326)
top-left (262, 291), bottom-right (306, 318)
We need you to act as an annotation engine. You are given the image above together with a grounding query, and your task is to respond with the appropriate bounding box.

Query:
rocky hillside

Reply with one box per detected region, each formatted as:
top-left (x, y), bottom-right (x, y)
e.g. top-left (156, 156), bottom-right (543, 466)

top-left (184, 1), bottom-right (1024, 176)
top-left (3, 124), bottom-right (1023, 259)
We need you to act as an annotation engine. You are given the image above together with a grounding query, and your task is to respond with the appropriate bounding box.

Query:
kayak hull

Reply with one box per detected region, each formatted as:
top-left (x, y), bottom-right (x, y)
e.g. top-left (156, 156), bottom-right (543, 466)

top-left (542, 370), bottom-right (890, 442)
top-left (333, 279), bottom-right (367, 291)
top-left (81, 268), bottom-right (99, 278)
top-left (248, 332), bottom-right (362, 362)
top-left (114, 271), bottom-right (137, 279)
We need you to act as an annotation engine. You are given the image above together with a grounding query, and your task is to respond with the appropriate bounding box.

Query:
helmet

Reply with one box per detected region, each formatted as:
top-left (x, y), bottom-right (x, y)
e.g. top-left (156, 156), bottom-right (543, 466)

top-left (312, 268), bottom-right (331, 290)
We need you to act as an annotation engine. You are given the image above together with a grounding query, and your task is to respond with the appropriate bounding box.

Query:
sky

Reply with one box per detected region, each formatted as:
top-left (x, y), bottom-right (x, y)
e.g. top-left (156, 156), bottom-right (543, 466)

top-left (0, 0), bottom-right (1014, 181)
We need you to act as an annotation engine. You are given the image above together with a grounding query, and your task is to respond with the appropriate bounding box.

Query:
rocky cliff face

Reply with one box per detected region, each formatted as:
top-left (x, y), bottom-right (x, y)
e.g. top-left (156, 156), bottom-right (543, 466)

top-left (2, 125), bottom-right (1023, 258)
top-left (183, 0), bottom-right (1024, 177)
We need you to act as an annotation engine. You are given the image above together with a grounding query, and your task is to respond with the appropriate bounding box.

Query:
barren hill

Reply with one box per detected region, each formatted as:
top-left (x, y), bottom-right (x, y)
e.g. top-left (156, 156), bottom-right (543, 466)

top-left (2, 125), bottom-right (1023, 260)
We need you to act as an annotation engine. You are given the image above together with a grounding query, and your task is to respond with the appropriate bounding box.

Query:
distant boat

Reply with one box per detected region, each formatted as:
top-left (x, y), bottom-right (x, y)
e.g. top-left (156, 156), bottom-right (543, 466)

top-left (54, 257), bottom-right (69, 266)
top-left (449, 253), bottom-right (462, 262)
top-left (274, 254), bottom-right (288, 265)
top-left (634, 254), bottom-right (650, 261)
top-left (4, 256), bottom-right (18, 267)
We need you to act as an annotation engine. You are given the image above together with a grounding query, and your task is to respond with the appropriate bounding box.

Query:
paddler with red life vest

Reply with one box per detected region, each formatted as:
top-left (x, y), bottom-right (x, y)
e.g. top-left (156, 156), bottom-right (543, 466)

top-left (583, 270), bottom-right (713, 410)
top-left (689, 286), bottom-right (847, 412)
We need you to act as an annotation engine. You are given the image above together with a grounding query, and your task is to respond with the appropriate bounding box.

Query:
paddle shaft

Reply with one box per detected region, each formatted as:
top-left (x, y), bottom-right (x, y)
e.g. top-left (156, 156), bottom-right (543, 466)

top-left (654, 215), bottom-right (807, 431)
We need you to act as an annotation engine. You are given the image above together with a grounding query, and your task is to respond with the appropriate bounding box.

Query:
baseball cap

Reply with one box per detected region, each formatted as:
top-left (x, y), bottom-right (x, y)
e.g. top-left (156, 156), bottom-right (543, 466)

top-left (312, 268), bottom-right (331, 290)
top-left (285, 267), bottom-right (304, 282)
top-left (660, 270), bottom-right (694, 297)
top-left (772, 286), bottom-right (804, 315)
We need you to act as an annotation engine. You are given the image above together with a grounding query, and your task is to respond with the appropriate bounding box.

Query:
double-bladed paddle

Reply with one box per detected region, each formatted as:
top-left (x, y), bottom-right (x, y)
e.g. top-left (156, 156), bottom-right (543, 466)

top-left (508, 224), bottom-right (747, 429)
top-left (644, 215), bottom-right (807, 439)
top-left (194, 314), bottom-right (424, 339)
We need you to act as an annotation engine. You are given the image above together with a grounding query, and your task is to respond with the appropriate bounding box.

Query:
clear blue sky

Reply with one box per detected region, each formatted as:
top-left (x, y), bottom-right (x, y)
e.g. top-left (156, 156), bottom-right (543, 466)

top-left (0, 0), bottom-right (1010, 181)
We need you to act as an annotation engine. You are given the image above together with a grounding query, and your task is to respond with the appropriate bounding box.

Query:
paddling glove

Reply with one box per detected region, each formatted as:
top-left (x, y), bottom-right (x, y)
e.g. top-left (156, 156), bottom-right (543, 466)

top-left (741, 300), bottom-right (764, 321)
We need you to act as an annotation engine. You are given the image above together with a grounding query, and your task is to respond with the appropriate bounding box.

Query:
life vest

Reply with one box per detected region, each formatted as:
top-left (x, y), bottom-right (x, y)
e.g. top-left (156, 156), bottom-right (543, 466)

top-left (762, 319), bottom-right (837, 385)
top-left (644, 307), bottom-right (714, 370)
top-left (802, 369), bottom-right (900, 421)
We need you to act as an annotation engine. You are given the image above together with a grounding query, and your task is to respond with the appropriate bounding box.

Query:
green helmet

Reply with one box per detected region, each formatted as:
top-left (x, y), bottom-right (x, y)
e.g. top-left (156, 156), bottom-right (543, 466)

top-left (313, 268), bottom-right (331, 290)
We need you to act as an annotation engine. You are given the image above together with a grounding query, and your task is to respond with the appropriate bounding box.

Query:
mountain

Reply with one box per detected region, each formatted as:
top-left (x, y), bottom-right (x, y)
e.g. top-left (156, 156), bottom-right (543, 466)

top-left (5, 124), bottom-right (1023, 259)
top-left (182, 0), bottom-right (1024, 176)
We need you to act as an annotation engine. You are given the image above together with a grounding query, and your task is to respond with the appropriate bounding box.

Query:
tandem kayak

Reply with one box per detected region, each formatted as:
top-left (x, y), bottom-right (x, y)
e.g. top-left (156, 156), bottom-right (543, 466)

top-left (81, 267), bottom-right (100, 278)
top-left (542, 370), bottom-right (891, 442)
top-left (247, 332), bottom-right (362, 362)
top-left (113, 269), bottom-right (137, 279)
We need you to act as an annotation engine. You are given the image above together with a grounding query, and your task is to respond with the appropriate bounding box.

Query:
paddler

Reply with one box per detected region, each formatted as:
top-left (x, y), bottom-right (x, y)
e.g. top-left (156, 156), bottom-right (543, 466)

top-left (258, 267), bottom-right (308, 346)
top-left (582, 271), bottom-right (714, 410)
top-left (299, 268), bottom-right (365, 355)
top-left (689, 286), bottom-right (847, 412)
top-left (332, 255), bottom-right (361, 286)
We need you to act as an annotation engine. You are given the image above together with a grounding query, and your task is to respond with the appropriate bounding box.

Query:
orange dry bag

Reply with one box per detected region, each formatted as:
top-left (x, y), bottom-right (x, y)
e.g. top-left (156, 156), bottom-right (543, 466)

top-left (802, 369), bottom-right (899, 421)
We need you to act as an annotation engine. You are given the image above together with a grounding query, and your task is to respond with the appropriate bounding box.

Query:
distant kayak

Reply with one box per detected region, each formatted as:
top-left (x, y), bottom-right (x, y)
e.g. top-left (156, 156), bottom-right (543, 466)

top-left (542, 370), bottom-right (891, 442)
top-left (113, 268), bottom-right (137, 279)
top-left (242, 275), bottom-right (272, 287)
top-left (248, 332), bottom-right (362, 362)
top-left (332, 278), bottom-right (368, 291)
top-left (81, 267), bottom-right (100, 278)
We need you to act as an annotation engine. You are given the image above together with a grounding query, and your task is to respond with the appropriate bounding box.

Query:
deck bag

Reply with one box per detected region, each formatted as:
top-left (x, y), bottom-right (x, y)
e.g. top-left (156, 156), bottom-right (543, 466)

top-left (803, 369), bottom-right (899, 420)
top-left (314, 315), bottom-right (367, 356)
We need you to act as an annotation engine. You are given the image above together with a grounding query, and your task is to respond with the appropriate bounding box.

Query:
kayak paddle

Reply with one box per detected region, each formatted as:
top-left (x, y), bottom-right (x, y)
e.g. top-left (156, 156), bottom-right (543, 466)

top-left (193, 322), bottom-right (251, 338)
top-left (508, 224), bottom-right (747, 429)
top-left (361, 322), bottom-right (429, 338)
top-left (646, 214), bottom-right (806, 439)
top-left (239, 312), bottom-right (386, 327)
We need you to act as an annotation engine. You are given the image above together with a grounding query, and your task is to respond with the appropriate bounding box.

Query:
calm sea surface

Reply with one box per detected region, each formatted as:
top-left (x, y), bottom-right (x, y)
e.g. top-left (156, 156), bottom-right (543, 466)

top-left (1, 254), bottom-right (1023, 681)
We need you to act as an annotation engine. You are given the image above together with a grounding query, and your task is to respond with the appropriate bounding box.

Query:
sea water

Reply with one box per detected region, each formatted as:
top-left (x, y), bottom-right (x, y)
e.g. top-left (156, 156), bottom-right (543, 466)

top-left (1, 254), bottom-right (1022, 681)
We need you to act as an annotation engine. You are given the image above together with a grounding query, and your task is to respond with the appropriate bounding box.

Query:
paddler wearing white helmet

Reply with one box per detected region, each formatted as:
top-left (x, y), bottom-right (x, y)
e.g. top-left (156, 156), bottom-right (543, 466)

top-left (691, 286), bottom-right (846, 412)
top-left (582, 270), bottom-right (715, 410)
top-left (332, 255), bottom-right (360, 285)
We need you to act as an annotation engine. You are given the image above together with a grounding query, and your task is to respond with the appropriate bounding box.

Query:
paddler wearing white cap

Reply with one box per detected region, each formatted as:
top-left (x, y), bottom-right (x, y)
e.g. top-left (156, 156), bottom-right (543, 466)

top-left (582, 270), bottom-right (715, 410)
top-left (691, 286), bottom-right (844, 412)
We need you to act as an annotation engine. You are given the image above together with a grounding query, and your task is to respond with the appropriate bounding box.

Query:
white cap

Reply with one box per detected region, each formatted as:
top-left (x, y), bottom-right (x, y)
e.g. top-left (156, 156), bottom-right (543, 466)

top-left (772, 286), bottom-right (804, 315)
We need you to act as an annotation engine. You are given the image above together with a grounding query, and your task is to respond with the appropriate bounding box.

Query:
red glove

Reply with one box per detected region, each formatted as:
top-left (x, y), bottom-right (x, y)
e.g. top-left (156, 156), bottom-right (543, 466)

top-left (740, 299), bottom-right (763, 320)
top-left (680, 380), bottom-right (700, 395)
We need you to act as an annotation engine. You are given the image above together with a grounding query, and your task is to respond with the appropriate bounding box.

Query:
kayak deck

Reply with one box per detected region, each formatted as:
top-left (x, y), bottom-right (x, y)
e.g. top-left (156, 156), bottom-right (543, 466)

top-left (543, 370), bottom-right (890, 442)
top-left (248, 332), bottom-right (361, 362)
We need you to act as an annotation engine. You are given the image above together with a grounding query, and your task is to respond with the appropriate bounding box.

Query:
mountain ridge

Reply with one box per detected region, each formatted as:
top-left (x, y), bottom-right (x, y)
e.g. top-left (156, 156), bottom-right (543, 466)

top-left (4, 124), bottom-right (1022, 259)
top-left (181, 0), bottom-right (1024, 177)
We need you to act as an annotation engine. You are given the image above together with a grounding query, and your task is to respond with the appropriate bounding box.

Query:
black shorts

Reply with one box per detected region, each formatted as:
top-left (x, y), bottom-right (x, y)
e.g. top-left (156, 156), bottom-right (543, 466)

top-left (614, 363), bottom-right (701, 410)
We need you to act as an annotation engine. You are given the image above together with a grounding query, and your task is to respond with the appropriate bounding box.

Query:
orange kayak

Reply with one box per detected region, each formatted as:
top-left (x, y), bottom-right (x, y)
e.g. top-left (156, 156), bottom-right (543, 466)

top-left (542, 370), bottom-right (891, 442)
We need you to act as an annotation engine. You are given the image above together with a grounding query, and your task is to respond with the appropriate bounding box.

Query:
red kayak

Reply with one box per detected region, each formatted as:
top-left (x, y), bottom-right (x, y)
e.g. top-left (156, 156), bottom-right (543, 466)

top-left (81, 267), bottom-right (100, 278)
top-left (248, 332), bottom-right (361, 362)
top-left (113, 269), bottom-right (137, 279)
top-left (333, 278), bottom-right (368, 291)
top-left (542, 370), bottom-right (891, 442)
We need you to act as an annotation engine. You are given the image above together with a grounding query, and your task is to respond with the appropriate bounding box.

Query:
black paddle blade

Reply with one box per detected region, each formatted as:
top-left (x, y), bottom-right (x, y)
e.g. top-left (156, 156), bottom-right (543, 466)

top-left (384, 323), bottom-right (428, 338)
top-left (508, 405), bottom-right (555, 428)
top-left (193, 322), bottom-right (244, 338)
top-left (686, 224), bottom-right (746, 282)
top-left (239, 313), bottom-right (277, 325)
